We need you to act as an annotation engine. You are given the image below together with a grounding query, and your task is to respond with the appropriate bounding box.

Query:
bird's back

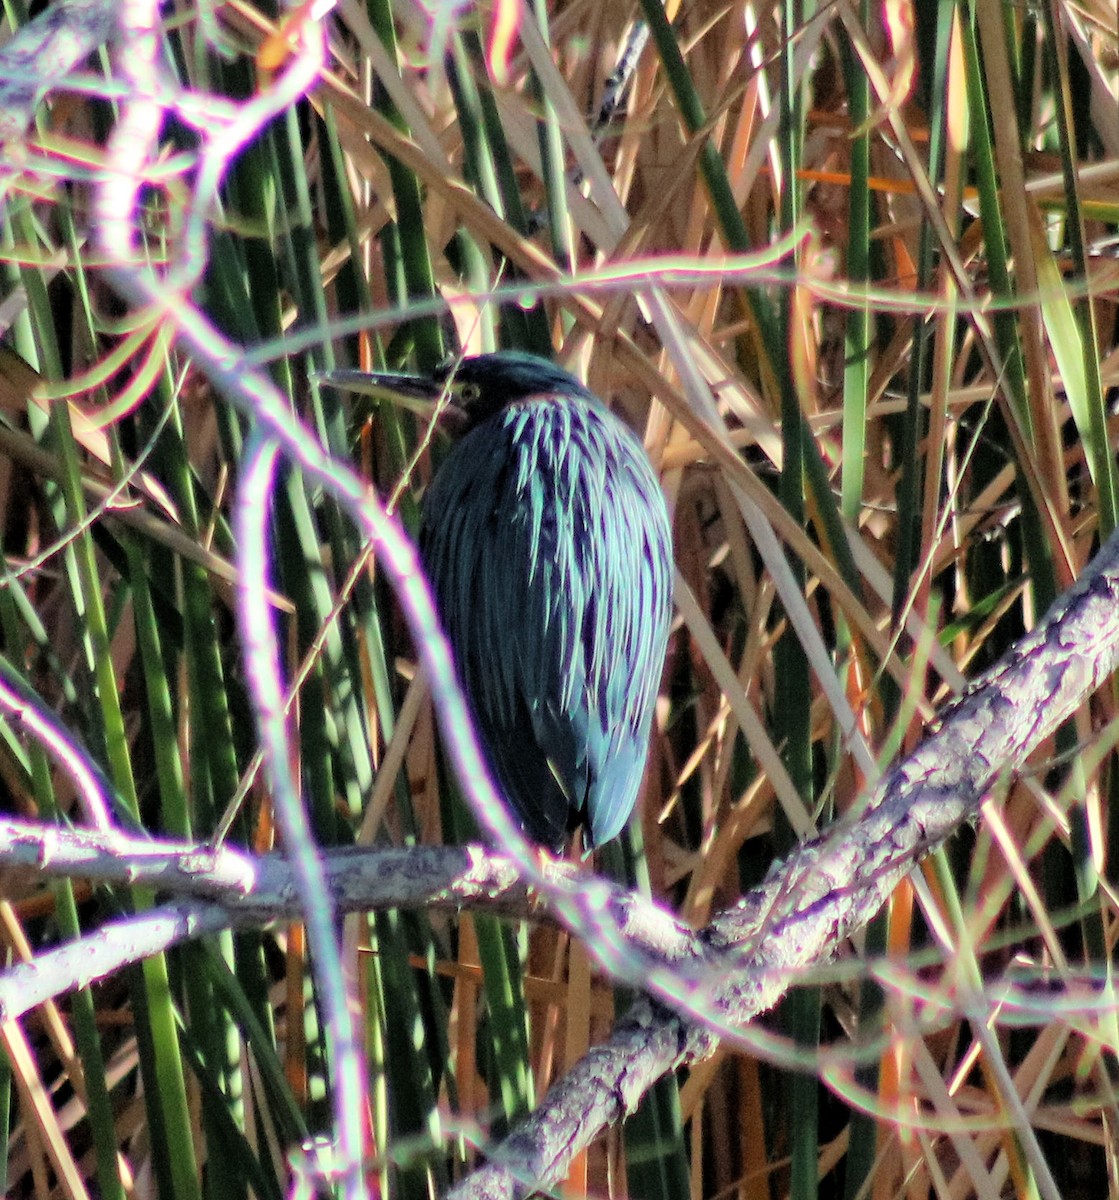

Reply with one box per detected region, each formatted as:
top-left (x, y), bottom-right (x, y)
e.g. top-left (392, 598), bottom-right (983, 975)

top-left (420, 394), bottom-right (672, 851)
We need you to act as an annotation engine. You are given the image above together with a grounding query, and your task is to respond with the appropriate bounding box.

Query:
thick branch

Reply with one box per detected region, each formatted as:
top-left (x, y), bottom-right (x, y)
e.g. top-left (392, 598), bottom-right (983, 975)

top-left (0, 835), bottom-right (695, 1021)
top-left (0, 823), bottom-right (694, 950)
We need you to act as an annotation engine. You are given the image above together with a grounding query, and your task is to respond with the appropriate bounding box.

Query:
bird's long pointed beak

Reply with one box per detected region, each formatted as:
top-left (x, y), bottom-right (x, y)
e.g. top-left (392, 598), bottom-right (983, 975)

top-left (315, 368), bottom-right (449, 420)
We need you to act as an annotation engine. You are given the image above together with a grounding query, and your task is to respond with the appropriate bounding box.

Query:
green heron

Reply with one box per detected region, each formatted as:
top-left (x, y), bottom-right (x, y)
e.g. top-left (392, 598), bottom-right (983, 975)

top-left (328, 351), bottom-right (673, 852)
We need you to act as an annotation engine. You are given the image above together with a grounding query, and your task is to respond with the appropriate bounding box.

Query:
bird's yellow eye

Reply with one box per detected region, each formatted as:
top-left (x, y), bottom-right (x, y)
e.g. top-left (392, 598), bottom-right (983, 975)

top-left (459, 382), bottom-right (481, 406)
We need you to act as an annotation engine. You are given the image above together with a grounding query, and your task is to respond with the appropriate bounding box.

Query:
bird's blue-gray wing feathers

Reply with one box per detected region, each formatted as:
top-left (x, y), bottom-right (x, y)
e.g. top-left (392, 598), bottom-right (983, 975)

top-left (419, 398), bottom-right (672, 850)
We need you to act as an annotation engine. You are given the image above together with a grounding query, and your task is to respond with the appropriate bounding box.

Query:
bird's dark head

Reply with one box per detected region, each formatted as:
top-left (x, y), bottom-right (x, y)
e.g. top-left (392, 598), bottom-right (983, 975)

top-left (316, 351), bottom-right (600, 436)
top-left (433, 352), bottom-right (599, 432)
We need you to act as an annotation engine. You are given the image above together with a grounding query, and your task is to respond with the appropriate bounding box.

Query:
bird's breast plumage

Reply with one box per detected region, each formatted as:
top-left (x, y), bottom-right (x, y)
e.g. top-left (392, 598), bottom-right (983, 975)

top-left (420, 394), bottom-right (673, 851)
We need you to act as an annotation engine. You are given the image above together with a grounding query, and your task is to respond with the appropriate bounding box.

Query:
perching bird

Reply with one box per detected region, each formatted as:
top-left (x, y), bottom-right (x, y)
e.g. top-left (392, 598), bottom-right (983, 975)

top-left (327, 352), bottom-right (673, 852)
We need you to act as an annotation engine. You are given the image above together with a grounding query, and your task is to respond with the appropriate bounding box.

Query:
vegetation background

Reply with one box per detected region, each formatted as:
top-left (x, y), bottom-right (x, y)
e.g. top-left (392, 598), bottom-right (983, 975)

top-left (0, 0), bottom-right (1117, 1198)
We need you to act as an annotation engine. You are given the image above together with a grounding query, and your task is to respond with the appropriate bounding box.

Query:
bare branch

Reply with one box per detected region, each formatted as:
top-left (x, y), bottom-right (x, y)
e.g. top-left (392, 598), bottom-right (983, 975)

top-left (0, 827), bottom-right (697, 1020)
top-left (0, 0), bottom-right (116, 144)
